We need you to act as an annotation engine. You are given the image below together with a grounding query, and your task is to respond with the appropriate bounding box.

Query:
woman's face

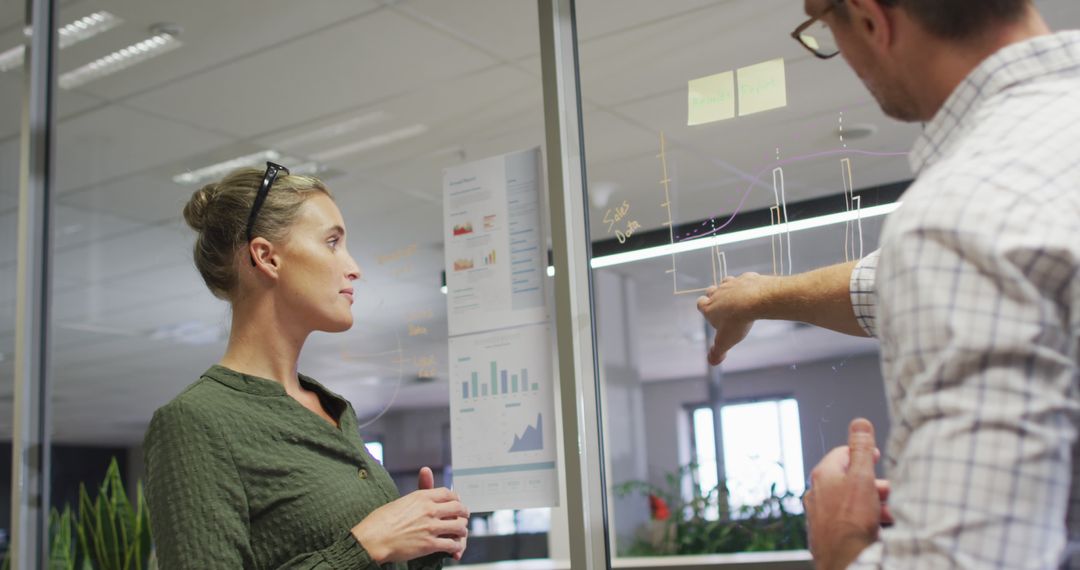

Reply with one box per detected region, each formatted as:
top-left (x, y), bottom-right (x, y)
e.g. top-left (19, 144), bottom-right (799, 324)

top-left (275, 192), bottom-right (361, 333)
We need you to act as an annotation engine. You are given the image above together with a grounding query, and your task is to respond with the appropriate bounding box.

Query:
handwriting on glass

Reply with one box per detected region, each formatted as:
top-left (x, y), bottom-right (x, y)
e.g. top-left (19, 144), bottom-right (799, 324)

top-left (603, 200), bottom-right (641, 244)
top-left (415, 355), bottom-right (437, 379)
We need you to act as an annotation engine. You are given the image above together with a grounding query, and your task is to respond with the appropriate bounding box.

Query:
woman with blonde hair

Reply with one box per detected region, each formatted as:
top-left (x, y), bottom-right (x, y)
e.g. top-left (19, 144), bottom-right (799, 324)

top-left (144, 162), bottom-right (468, 569)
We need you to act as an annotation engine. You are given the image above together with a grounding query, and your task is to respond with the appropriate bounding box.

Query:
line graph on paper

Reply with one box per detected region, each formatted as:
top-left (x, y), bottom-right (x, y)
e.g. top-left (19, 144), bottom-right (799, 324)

top-left (657, 129), bottom-right (899, 296)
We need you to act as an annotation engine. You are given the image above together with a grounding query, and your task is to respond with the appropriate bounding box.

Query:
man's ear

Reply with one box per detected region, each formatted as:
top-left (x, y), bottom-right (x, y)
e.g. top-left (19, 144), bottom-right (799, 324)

top-left (846, 0), bottom-right (896, 52)
top-left (249, 237), bottom-right (281, 279)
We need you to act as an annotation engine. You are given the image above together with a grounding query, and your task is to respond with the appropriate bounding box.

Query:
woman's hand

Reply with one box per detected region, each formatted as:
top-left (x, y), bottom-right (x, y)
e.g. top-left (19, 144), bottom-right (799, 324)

top-left (417, 467), bottom-right (469, 561)
top-left (351, 468), bottom-right (470, 563)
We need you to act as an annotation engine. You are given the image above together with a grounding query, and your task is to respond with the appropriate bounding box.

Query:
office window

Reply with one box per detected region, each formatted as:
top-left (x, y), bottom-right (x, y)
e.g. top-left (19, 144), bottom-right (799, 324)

top-left (692, 399), bottom-right (805, 519)
top-left (364, 441), bottom-right (384, 465)
top-left (470, 508), bottom-right (551, 536)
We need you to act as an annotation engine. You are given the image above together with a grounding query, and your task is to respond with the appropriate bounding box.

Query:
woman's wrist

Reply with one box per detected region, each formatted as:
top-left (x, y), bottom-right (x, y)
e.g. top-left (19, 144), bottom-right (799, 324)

top-left (351, 522), bottom-right (388, 564)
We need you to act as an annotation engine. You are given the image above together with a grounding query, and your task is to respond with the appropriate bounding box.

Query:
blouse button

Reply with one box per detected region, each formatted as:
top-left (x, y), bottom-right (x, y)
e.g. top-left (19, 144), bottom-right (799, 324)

top-left (358, 468), bottom-right (369, 480)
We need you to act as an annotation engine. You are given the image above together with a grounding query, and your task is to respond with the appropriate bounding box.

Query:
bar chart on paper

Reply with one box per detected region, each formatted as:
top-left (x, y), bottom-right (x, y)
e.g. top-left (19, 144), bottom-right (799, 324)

top-left (449, 323), bottom-right (557, 511)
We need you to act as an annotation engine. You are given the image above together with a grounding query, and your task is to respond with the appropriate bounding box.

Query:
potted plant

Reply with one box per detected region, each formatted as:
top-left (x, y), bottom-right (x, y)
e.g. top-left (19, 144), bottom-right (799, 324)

top-left (1, 458), bottom-right (154, 570)
top-left (614, 462), bottom-right (807, 556)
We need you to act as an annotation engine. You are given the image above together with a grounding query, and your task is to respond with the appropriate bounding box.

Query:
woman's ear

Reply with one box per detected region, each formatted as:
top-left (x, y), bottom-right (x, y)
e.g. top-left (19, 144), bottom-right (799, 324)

top-left (249, 237), bottom-right (281, 279)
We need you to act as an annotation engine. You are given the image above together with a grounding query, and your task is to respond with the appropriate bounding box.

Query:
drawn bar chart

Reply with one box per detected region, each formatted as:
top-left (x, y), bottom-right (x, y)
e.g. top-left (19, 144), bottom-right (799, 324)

top-left (770, 166), bottom-right (793, 276)
top-left (841, 158), bottom-right (864, 262)
top-left (657, 131), bottom-right (729, 296)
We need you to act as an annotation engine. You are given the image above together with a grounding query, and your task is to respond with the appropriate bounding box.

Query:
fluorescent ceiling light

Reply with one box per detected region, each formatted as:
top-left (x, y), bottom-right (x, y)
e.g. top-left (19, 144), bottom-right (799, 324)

top-left (590, 202), bottom-right (901, 269)
top-left (0, 11), bottom-right (122, 72)
top-left (310, 124), bottom-right (428, 162)
top-left (59, 31), bottom-right (180, 90)
top-left (0, 46), bottom-right (25, 72)
top-left (173, 150), bottom-right (282, 185)
top-left (173, 150), bottom-right (326, 185)
top-left (59, 11), bottom-right (123, 47)
top-left (272, 111), bottom-right (390, 150)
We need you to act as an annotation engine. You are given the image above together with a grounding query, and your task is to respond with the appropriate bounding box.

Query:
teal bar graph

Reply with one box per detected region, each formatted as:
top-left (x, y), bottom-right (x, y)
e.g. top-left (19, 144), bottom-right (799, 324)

top-left (461, 361), bottom-right (539, 399)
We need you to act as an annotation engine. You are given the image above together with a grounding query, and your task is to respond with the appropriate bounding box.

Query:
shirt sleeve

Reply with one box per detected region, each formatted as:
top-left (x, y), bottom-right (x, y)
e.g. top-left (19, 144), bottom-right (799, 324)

top-left (845, 184), bottom-right (1078, 569)
top-left (145, 401), bottom-right (385, 570)
top-left (275, 533), bottom-right (379, 569)
top-left (849, 248), bottom-right (880, 338)
top-left (145, 400), bottom-right (257, 569)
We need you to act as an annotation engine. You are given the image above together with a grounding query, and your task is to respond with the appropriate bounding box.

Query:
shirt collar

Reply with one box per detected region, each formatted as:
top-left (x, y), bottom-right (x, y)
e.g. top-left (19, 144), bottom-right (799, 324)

top-left (203, 364), bottom-right (346, 405)
top-left (910, 30), bottom-right (1080, 174)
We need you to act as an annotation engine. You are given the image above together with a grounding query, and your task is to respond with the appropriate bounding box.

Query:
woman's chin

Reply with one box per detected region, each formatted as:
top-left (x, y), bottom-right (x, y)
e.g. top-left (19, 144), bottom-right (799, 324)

top-left (321, 316), bottom-right (354, 333)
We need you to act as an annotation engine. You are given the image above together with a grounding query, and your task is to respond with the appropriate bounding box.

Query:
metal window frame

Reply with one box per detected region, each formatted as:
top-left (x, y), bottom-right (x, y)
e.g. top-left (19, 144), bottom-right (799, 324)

top-left (9, 0), bottom-right (58, 566)
top-left (538, 0), bottom-right (612, 567)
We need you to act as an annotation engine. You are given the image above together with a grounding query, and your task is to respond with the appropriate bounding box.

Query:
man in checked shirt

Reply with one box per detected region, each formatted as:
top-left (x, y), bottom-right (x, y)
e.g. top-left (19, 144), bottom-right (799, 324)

top-left (697, 0), bottom-right (1080, 568)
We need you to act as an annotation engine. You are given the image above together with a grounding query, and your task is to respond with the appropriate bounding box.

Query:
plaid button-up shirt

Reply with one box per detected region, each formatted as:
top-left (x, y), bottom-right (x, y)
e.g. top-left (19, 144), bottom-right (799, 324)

top-left (849, 31), bottom-right (1080, 569)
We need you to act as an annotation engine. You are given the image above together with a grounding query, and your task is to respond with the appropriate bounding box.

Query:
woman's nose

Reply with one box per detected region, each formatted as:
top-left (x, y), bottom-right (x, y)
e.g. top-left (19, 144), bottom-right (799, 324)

top-left (346, 257), bottom-right (362, 281)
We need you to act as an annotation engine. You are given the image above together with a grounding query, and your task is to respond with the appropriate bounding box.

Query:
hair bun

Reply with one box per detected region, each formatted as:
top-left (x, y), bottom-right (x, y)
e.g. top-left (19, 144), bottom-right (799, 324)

top-left (183, 183), bottom-right (221, 232)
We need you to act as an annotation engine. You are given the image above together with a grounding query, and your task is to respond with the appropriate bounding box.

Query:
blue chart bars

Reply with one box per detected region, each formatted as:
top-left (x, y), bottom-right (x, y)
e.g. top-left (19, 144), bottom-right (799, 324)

top-left (509, 413), bottom-right (544, 453)
top-left (461, 360), bottom-right (538, 400)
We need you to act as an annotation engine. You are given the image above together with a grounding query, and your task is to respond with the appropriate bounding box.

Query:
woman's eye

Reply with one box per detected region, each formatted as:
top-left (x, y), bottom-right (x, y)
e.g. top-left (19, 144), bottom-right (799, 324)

top-left (328, 237), bottom-right (340, 249)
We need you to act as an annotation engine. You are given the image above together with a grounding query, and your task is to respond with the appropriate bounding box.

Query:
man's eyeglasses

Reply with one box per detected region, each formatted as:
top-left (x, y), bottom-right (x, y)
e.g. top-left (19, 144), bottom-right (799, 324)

top-left (245, 161), bottom-right (290, 266)
top-left (792, 0), bottom-right (843, 59)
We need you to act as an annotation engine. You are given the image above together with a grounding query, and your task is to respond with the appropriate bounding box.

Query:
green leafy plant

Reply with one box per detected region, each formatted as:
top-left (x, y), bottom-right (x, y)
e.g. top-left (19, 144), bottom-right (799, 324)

top-left (2, 506), bottom-right (83, 570)
top-left (614, 462), bottom-right (807, 556)
top-left (76, 458), bottom-right (153, 570)
top-left (1, 457), bottom-right (154, 570)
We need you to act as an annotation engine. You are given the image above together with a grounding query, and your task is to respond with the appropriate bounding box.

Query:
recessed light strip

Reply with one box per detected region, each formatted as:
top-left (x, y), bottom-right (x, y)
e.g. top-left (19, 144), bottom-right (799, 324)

top-left (173, 150), bottom-right (283, 185)
top-left (0, 11), bottom-right (122, 73)
top-left (59, 11), bottom-right (122, 48)
top-left (589, 202), bottom-right (901, 269)
top-left (173, 151), bottom-right (326, 185)
top-left (58, 32), bottom-right (181, 90)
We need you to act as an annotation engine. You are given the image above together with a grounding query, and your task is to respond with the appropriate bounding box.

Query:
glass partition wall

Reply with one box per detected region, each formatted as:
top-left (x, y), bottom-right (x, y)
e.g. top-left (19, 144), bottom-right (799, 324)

top-left (5, 1), bottom-right (1080, 569)
top-left (47, 0), bottom-right (560, 567)
top-left (574, 1), bottom-right (906, 559)
top-left (575, 0), bottom-right (1080, 564)
top-left (0, 0), bottom-right (26, 559)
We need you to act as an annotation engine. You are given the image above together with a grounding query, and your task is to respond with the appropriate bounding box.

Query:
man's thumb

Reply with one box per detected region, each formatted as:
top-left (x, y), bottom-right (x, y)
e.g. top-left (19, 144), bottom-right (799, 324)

top-left (848, 418), bottom-right (877, 473)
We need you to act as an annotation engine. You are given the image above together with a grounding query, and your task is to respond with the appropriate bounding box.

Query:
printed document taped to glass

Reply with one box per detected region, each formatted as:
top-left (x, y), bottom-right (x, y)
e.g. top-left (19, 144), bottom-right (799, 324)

top-left (443, 147), bottom-right (558, 511)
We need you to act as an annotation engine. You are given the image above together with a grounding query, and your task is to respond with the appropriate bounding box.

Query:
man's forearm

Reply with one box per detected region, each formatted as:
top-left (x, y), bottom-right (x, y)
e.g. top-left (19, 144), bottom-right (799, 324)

top-left (755, 260), bottom-right (868, 337)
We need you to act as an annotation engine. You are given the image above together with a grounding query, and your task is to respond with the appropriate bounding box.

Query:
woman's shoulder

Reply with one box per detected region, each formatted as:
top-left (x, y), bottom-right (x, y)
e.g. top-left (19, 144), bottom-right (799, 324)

top-left (145, 375), bottom-right (234, 441)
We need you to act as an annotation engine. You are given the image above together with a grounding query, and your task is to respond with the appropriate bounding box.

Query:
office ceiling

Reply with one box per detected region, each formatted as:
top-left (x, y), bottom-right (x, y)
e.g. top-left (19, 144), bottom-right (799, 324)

top-left (0, 0), bottom-right (1076, 445)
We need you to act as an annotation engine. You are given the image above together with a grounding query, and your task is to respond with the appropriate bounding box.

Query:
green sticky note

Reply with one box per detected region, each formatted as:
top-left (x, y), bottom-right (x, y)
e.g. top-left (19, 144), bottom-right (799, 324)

top-left (687, 71), bottom-right (736, 126)
top-left (737, 58), bottom-right (788, 116)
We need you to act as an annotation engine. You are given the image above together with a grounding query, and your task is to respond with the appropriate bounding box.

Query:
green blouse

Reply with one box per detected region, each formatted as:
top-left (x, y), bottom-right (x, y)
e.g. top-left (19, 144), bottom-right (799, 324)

top-left (144, 365), bottom-right (445, 570)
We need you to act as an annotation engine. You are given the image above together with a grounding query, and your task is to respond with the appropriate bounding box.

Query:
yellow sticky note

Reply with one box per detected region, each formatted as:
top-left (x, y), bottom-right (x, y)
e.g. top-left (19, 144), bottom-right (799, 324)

top-left (737, 58), bottom-right (788, 117)
top-left (687, 71), bottom-right (735, 126)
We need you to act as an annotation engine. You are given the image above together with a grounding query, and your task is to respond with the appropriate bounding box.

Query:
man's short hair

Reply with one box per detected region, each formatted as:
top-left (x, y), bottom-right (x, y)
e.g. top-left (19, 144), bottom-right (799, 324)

top-left (849, 0), bottom-right (1031, 40)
